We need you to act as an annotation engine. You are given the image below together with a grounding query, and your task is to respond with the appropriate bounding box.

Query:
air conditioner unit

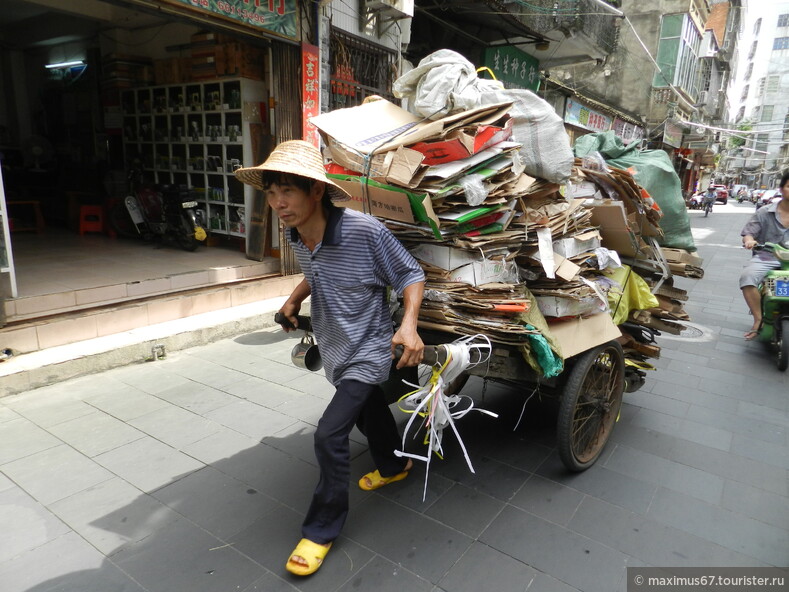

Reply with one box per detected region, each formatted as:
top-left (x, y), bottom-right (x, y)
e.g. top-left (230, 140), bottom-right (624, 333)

top-left (365, 0), bottom-right (414, 18)
top-left (697, 90), bottom-right (709, 105)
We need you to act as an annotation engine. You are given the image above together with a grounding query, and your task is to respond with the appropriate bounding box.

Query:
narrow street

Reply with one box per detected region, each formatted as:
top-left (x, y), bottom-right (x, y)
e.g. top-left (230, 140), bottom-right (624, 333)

top-left (1, 202), bottom-right (787, 592)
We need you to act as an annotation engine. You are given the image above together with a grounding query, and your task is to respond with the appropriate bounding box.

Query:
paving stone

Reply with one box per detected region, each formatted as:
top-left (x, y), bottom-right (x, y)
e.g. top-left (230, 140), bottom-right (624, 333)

top-left (240, 570), bottom-right (301, 592)
top-left (509, 475), bottom-right (585, 526)
top-left (685, 404), bottom-right (786, 445)
top-left (112, 516), bottom-right (264, 592)
top-left (84, 385), bottom-right (172, 421)
top-left (49, 476), bottom-right (180, 555)
top-left (46, 410), bottom-right (146, 457)
top-left (2, 443), bottom-right (115, 505)
top-left (720, 479), bottom-right (789, 531)
top-left (215, 440), bottom-right (318, 511)
top-left (623, 390), bottom-right (691, 419)
top-left (154, 381), bottom-right (239, 415)
top-left (336, 555), bottom-right (434, 592)
top-left (480, 505), bottom-right (626, 592)
top-left (603, 443), bottom-right (724, 505)
top-left (647, 487), bottom-right (789, 566)
top-left (344, 495), bottom-right (473, 584)
top-left (0, 417), bottom-right (61, 464)
top-left (93, 436), bottom-right (204, 493)
top-left (626, 406), bottom-right (733, 451)
top-left (569, 496), bottom-right (763, 568)
top-left (2, 391), bottom-right (95, 428)
top-left (180, 425), bottom-right (261, 465)
top-left (423, 483), bottom-right (504, 537)
top-left (438, 541), bottom-right (536, 592)
top-left (535, 452), bottom-right (657, 515)
top-left (204, 399), bottom-right (298, 439)
top-left (129, 404), bottom-right (223, 449)
top-left (152, 465), bottom-right (281, 540)
top-left (0, 486), bottom-right (71, 564)
top-left (0, 531), bottom-right (145, 592)
top-left (526, 572), bottom-right (583, 592)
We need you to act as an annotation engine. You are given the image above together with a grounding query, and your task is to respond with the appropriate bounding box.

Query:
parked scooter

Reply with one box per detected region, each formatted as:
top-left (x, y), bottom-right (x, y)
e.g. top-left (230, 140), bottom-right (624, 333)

top-left (110, 169), bottom-right (207, 251)
top-left (753, 243), bottom-right (789, 371)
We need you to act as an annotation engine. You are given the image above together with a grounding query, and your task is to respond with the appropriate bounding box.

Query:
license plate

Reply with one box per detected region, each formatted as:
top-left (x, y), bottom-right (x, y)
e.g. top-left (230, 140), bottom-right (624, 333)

top-left (181, 201), bottom-right (198, 208)
top-left (776, 280), bottom-right (789, 297)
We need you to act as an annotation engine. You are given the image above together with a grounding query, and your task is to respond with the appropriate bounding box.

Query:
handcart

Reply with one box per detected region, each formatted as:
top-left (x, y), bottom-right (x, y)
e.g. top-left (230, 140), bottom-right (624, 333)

top-left (277, 312), bottom-right (631, 474)
top-left (414, 326), bottom-right (627, 473)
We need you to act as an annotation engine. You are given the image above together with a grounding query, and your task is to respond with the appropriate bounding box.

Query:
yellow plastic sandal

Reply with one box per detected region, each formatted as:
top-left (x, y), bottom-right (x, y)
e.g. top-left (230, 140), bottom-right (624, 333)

top-left (358, 469), bottom-right (409, 491)
top-left (286, 538), bottom-right (332, 576)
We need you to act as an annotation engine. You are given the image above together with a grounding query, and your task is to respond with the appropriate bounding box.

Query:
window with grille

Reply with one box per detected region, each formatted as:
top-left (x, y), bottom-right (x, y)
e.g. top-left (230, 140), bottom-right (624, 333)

top-left (762, 105), bottom-right (775, 121)
top-left (756, 133), bottom-right (768, 153)
top-left (737, 106), bottom-right (745, 122)
top-left (758, 77), bottom-right (766, 95)
top-left (767, 75), bottom-right (780, 93)
top-left (779, 14), bottom-right (789, 27)
top-left (328, 29), bottom-right (397, 111)
top-left (773, 37), bottom-right (789, 50)
top-left (784, 113), bottom-right (789, 140)
top-left (745, 62), bottom-right (753, 80)
top-left (741, 84), bottom-right (749, 101)
top-left (754, 18), bottom-right (762, 35)
top-left (652, 13), bottom-right (701, 96)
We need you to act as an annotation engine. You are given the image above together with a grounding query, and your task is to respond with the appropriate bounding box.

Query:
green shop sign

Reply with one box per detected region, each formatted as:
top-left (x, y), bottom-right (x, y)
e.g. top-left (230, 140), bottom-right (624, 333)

top-left (481, 46), bottom-right (540, 91)
top-left (164, 0), bottom-right (297, 39)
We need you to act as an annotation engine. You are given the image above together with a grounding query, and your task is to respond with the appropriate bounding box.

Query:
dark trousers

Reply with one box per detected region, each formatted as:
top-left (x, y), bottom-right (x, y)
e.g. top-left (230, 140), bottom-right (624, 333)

top-left (301, 379), bottom-right (407, 544)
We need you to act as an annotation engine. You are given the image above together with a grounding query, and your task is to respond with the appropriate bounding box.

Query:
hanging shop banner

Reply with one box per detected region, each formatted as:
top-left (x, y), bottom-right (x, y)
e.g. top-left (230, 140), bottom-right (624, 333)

top-left (663, 120), bottom-right (684, 148)
top-left (612, 117), bottom-right (645, 145)
top-left (302, 43), bottom-right (321, 147)
top-left (564, 98), bottom-right (612, 133)
top-left (481, 47), bottom-right (540, 92)
top-left (160, 0), bottom-right (298, 40)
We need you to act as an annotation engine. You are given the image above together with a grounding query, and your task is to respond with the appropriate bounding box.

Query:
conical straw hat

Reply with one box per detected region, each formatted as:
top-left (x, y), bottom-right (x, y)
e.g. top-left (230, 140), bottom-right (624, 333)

top-left (234, 140), bottom-right (350, 201)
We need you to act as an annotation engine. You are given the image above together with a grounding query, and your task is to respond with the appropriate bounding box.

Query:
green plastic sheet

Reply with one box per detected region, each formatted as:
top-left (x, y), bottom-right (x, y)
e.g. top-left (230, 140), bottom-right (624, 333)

top-left (574, 131), bottom-right (697, 252)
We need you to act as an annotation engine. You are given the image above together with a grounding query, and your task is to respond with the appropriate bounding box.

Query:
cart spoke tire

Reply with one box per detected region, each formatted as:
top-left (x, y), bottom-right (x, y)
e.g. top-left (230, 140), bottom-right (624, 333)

top-left (777, 319), bottom-right (789, 372)
top-left (557, 340), bottom-right (624, 471)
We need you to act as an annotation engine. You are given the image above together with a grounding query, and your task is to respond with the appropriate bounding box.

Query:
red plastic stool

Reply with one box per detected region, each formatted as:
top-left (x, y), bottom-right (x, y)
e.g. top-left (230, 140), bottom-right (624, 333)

top-left (79, 205), bottom-right (104, 235)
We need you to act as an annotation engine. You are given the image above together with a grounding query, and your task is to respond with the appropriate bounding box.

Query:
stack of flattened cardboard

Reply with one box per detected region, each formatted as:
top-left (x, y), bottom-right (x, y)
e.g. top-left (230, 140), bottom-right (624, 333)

top-left (309, 100), bottom-right (677, 364)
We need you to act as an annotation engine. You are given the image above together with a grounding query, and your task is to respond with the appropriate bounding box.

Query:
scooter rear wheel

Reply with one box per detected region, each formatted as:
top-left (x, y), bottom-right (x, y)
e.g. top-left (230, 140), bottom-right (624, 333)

top-left (109, 200), bottom-right (140, 239)
top-left (777, 319), bottom-right (789, 372)
top-left (175, 215), bottom-right (202, 251)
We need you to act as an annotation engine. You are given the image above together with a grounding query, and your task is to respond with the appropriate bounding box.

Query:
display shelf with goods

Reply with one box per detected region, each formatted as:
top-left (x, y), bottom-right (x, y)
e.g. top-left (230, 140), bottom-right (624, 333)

top-left (121, 77), bottom-right (265, 243)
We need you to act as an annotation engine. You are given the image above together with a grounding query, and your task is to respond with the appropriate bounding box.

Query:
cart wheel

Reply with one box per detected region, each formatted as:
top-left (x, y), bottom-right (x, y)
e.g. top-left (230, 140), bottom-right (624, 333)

top-left (557, 340), bottom-right (624, 471)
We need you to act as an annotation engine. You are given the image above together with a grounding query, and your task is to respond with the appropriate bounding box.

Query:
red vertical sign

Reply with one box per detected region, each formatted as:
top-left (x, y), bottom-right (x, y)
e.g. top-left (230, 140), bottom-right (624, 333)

top-left (302, 43), bottom-right (320, 147)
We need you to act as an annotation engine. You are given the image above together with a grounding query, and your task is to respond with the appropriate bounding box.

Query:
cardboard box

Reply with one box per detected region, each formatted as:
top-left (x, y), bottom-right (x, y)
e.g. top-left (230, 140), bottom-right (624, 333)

top-left (536, 294), bottom-right (607, 318)
top-left (446, 259), bottom-right (517, 287)
top-left (548, 313), bottom-right (622, 359)
top-left (325, 139), bottom-right (425, 188)
top-left (661, 248), bottom-right (703, 266)
top-left (552, 230), bottom-right (601, 258)
top-left (409, 243), bottom-right (483, 271)
top-left (588, 201), bottom-right (647, 257)
top-left (309, 98), bottom-right (512, 155)
top-left (409, 116), bottom-right (513, 165)
top-left (328, 174), bottom-right (440, 236)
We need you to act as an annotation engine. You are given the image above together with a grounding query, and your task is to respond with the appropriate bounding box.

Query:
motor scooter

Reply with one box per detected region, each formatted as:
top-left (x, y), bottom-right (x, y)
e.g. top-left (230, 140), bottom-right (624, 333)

top-left (110, 169), bottom-right (207, 251)
top-left (754, 243), bottom-right (789, 371)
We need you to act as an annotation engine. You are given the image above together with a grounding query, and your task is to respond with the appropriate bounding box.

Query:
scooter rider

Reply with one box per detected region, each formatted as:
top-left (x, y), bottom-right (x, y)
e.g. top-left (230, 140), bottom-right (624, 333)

top-left (702, 185), bottom-right (716, 210)
top-left (740, 170), bottom-right (789, 340)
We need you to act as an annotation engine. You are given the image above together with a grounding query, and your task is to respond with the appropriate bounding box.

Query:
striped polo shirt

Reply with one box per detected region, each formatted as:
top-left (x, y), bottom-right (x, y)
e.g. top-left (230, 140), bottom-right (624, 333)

top-left (288, 206), bottom-right (425, 386)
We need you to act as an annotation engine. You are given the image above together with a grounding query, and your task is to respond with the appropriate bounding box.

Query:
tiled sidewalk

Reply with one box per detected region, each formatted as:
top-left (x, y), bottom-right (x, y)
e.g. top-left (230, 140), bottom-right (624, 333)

top-left (1, 202), bottom-right (787, 592)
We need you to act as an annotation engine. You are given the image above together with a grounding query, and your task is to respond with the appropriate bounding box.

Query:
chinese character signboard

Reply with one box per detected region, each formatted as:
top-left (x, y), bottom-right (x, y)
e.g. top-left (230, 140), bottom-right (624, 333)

top-left (662, 120), bottom-right (683, 148)
top-left (481, 47), bottom-right (540, 91)
top-left (564, 98), bottom-right (612, 132)
top-left (302, 43), bottom-right (320, 147)
top-left (162, 0), bottom-right (297, 40)
top-left (612, 117), bottom-right (645, 145)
